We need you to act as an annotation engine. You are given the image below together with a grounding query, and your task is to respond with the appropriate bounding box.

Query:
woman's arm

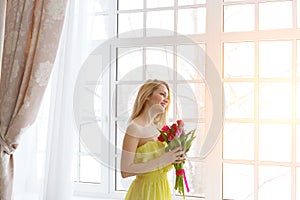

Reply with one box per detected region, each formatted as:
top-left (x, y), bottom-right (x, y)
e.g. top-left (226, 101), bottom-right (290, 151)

top-left (120, 133), bottom-right (184, 178)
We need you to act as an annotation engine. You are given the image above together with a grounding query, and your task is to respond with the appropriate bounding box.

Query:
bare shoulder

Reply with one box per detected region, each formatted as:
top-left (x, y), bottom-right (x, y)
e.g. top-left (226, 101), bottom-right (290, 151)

top-left (126, 122), bottom-right (139, 134)
top-left (122, 124), bottom-right (140, 152)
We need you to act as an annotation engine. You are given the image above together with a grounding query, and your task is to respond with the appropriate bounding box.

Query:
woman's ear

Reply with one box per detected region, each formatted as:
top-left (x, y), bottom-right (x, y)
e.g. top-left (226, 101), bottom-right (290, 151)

top-left (145, 95), bottom-right (151, 100)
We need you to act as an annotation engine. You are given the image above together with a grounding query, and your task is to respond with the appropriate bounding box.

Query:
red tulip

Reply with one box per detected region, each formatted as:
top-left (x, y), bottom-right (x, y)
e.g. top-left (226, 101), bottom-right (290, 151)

top-left (167, 133), bottom-right (174, 141)
top-left (162, 125), bottom-right (169, 133)
top-left (177, 120), bottom-right (184, 128)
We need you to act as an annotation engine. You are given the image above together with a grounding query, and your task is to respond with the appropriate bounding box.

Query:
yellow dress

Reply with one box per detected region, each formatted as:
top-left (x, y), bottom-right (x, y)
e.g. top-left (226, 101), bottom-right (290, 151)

top-left (125, 141), bottom-right (172, 200)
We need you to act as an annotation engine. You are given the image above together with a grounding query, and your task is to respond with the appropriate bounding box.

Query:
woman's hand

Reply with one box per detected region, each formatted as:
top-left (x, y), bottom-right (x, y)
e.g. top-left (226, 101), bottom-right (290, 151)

top-left (160, 146), bottom-right (186, 165)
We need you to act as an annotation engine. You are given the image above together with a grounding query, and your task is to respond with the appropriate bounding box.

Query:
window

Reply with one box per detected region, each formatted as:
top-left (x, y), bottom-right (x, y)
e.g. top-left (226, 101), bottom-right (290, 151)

top-left (222, 1), bottom-right (300, 200)
top-left (73, 0), bottom-right (300, 199)
top-left (73, 0), bottom-right (222, 199)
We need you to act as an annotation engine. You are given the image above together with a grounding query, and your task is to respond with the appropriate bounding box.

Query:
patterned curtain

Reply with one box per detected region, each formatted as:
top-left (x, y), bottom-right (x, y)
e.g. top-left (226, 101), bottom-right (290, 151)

top-left (0, 0), bottom-right (68, 199)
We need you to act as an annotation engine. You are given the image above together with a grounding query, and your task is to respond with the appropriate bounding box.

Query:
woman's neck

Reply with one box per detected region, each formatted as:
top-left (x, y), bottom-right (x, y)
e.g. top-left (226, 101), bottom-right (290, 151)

top-left (136, 104), bottom-right (163, 125)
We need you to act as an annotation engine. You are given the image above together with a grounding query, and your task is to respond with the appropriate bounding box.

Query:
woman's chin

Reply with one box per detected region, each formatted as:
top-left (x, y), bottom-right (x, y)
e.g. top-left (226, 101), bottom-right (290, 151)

top-left (148, 104), bottom-right (164, 115)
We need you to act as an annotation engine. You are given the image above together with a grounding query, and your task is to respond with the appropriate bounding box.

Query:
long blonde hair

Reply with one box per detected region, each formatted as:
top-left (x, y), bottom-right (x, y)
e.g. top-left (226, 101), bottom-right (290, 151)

top-left (130, 79), bottom-right (171, 128)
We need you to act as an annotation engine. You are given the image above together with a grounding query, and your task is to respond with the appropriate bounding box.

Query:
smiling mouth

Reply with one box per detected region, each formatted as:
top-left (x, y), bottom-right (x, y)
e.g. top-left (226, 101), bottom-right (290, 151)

top-left (161, 103), bottom-right (166, 108)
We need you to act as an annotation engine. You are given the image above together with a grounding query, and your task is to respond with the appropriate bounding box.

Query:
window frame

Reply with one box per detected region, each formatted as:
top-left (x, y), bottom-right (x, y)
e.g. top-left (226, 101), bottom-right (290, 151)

top-left (73, 0), bottom-right (223, 199)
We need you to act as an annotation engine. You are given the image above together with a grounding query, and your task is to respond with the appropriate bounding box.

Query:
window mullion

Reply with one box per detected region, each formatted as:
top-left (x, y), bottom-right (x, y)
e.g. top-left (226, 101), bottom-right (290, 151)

top-left (205, 0), bottom-right (223, 200)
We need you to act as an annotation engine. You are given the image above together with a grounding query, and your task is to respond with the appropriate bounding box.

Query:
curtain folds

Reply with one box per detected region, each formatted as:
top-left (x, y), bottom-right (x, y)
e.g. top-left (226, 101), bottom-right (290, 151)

top-left (0, 0), bottom-right (7, 78)
top-left (0, 0), bottom-right (68, 199)
top-left (42, 1), bottom-right (103, 198)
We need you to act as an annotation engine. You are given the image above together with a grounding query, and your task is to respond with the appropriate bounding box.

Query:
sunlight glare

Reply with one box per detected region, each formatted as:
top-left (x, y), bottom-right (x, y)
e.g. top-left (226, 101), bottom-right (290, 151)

top-left (297, 126), bottom-right (300, 163)
top-left (259, 166), bottom-right (291, 200)
top-left (298, 0), bottom-right (300, 28)
top-left (223, 163), bottom-right (254, 200)
top-left (224, 42), bottom-right (255, 78)
top-left (259, 83), bottom-right (292, 119)
top-left (223, 123), bottom-right (254, 160)
top-left (224, 83), bottom-right (254, 119)
top-left (259, 41), bottom-right (292, 78)
top-left (259, 124), bottom-right (291, 162)
top-left (297, 40), bottom-right (300, 77)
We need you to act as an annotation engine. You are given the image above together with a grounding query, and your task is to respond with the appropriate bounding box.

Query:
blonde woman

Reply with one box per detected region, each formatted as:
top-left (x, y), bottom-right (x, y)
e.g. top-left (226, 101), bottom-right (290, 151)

top-left (121, 79), bottom-right (185, 200)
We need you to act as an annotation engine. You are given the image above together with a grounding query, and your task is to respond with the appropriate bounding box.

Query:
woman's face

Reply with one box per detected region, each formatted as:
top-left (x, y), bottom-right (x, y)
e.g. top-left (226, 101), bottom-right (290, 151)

top-left (147, 84), bottom-right (169, 110)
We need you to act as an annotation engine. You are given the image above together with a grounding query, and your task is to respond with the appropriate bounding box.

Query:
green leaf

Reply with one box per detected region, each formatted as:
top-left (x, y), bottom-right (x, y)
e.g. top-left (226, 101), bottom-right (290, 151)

top-left (185, 129), bottom-right (196, 152)
top-left (157, 129), bottom-right (169, 142)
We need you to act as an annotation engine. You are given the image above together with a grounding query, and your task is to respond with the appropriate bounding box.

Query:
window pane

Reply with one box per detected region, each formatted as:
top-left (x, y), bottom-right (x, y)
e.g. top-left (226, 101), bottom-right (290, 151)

top-left (259, 2), bottom-right (292, 30)
top-left (178, 0), bottom-right (206, 5)
top-left (146, 10), bottom-right (174, 36)
top-left (145, 65), bottom-right (173, 80)
top-left (116, 84), bottom-right (140, 118)
top-left (259, 124), bottom-right (291, 162)
top-left (177, 44), bottom-right (206, 81)
top-left (147, 0), bottom-right (174, 8)
top-left (117, 48), bottom-right (143, 81)
top-left (185, 122), bottom-right (205, 157)
top-left (178, 8), bottom-right (206, 35)
top-left (259, 166), bottom-right (291, 200)
top-left (79, 156), bottom-right (101, 183)
top-left (298, 0), bottom-right (300, 28)
top-left (116, 120), bottom-right (127, 153)
top-left (115, 156), bottom-right (135, 190)
top-left (167, 93), bottom-right (175, 120)
top-left (224, 83), bottom-right (254, 119)
top-left (118, 0), bottom-right (143, 10)
top-left (224, 42), bottom-right (255, 78)
top-left (224, 0), bottom-right (250, 1)
top-left (224, 4), bottom-right (255, 32)
top-left (80, 142), bottom-right (89, 154)
top-left (118, 13), bottom-right (143, 37)
top-left (177, 83), bottom-right (205, 119)
top-left (298, 83), bottom-right (300, 119)
top-left (297, 168), bottom-right (300, 199)
top-left (223, 163), bottom-right (254, 200)
top-left (259, 83), bottom-right (292, 119)
top-left (223, 123), bottom-right (254, 160)
top-left (297, 126), bottom-right (300, 163)
top-left (94, 84), bottom-right (103, 117)
top-left (145, 46), bottom-right (173, 66)
top-left (79, 122), bottom-right (102, 155)
top-left (183, 160), bottom-right (205, 196)
top-left (298, 41), bottom-right (300, 77)
top-left (259, 41), bottom-right (292, 78)
top-left (145, 46), bottom-right (174, 80)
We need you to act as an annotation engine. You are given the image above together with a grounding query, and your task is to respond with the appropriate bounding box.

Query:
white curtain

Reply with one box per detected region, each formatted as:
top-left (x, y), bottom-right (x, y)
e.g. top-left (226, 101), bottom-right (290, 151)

top-left (13, 0), bottom-right (102, 199)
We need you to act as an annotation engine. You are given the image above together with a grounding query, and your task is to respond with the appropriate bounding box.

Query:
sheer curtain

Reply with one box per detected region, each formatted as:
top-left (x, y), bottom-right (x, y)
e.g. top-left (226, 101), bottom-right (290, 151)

top-left (13, 0), bottom-right (102, 199)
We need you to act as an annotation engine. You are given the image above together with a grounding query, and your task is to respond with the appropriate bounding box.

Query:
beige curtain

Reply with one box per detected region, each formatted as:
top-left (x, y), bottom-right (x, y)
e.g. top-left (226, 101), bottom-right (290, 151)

top-left (0, 0), bottom-right (68, 199)
top-left (0, 0), bottom-right (6, 78)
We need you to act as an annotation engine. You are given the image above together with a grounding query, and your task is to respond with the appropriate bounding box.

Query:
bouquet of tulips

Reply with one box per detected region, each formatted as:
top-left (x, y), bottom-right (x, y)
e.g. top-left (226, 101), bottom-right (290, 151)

top-left (158, 120), bottom-right (196, 198)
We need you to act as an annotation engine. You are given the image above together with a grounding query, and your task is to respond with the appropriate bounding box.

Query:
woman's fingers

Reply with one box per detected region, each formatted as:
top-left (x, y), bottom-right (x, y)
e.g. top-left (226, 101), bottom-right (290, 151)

top-left (162, 146), bottom-right (187, 164)
top-left (172, 148), bottom-right (186, 163)
top-left (171, 146), bottom-right (183, 153)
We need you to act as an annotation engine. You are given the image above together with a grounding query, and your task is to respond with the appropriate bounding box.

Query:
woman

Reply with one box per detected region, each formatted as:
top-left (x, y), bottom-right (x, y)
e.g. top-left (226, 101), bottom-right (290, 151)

top-left (121, 79), bottom-right (185, 200)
